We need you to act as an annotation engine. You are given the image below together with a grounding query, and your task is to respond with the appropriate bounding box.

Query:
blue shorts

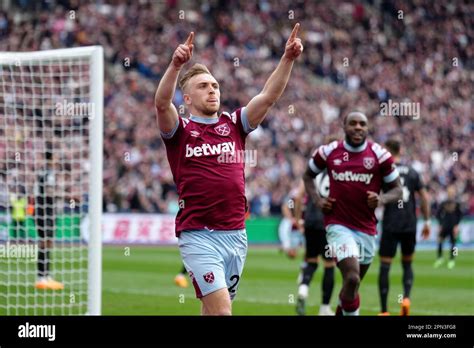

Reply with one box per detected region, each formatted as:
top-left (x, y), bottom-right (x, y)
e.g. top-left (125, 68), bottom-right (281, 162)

top-left (325, 224), bottom-right (376, 265)
top-left (278, 218), bottom-right (304, 250)
top-left (178, 229), bottom-right (247, 300)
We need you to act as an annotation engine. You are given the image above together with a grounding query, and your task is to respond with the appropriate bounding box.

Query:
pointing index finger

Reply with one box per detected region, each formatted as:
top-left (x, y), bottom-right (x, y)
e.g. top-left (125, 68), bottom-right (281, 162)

top-left (289, 23), bottom-right (300, 41)
top-left (184, 32), bottom-right (194, 46)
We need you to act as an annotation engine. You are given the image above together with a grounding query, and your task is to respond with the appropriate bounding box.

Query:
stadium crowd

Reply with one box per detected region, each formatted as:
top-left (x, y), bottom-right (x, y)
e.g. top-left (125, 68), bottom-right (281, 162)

top-left (1, 0), bottom-right (472, 217)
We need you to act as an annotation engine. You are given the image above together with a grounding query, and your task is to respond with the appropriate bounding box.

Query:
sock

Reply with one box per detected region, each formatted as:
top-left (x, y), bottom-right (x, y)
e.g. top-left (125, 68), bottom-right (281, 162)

top-left (38, 248), bottom-right (47, 278)
top-left (402, 261), bottom-right (413, 298)
top-left (379, 262), bottom-right (390, 313)
top-left (450, 235), bottom-right (456, 259)
top-left (340, 293), bottom-right (360, 316)
top-left (437, 242), bottom-right (442, 258)
top-left (46, 250), bottom-right (51, 276)
top-left (300, 262), bottom-right (318, 286)
top-left (298, 284), bottom-right (309, 299)
top-left (322, 267), bottom-right (334, 305)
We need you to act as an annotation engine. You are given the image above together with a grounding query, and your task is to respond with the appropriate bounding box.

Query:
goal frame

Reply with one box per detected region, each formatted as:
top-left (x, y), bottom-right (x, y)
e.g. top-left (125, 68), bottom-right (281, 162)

top-left (0, 46), bottom-right (103, 315)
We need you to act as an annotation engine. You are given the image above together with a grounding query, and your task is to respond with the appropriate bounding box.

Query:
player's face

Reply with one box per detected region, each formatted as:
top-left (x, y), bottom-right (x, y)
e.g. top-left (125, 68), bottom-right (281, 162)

top-left (447, 186), bottom-right (456, 199)
top-left (184, 74), bottom-right (220, 116)
top-left (344, 113), bottom-right (368, 147)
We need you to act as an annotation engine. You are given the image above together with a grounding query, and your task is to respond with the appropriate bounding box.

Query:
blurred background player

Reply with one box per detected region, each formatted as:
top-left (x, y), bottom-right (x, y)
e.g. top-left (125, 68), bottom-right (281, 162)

top-left (155, 25), bottom-right (303, 315)
top-left (378, 139), bottom-right (431, 316)
top-left (34, 144), bottom-right (64, 290)
top-left (174, 264), bottom-right (189, 288)
top-left (434, 185), bottom-right (463, 269)
top-left (304, 112), bottom-right (402, 316)
top-left (9, 185), bottom-right (27, 239)
top-left (278, 187), bottom-right (305, 259)
top-left (294, 170), bottom-right (336, 316)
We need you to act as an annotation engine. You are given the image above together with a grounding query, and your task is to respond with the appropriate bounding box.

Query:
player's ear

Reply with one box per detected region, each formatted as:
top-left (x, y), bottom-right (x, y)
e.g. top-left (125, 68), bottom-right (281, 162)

top-left (183, 94), bottom-right (191, 105)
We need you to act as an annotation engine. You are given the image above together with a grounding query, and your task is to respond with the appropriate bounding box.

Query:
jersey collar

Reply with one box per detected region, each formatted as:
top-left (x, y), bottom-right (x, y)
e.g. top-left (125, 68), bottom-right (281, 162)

top-left (189, 114), bottom-right (219, 124)
top-left (343, 140), bottom-right (367, 153)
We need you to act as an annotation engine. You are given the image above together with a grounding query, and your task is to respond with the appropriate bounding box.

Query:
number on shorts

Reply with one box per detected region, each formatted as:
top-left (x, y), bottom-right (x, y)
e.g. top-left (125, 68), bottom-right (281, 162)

top-left (228, 275), bottom-right (240, 294)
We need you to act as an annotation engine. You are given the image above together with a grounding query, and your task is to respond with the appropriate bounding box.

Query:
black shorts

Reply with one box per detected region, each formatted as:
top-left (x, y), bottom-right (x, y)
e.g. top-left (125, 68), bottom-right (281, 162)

top-left (304, 226), bottom-right (332, 260)
top-left (440, 228), bottom-right (455, 239)
top-left (379, 231), bottom-right (416, 258)
top-left (35, 213), bottom-right (55, 239)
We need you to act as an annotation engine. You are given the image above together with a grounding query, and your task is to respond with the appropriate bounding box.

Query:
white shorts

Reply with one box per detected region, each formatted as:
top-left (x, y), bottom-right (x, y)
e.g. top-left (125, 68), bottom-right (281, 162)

top-left (326, 224), bottom-right (376, 265)
top-left (178, 229), bottom-right (247, 300)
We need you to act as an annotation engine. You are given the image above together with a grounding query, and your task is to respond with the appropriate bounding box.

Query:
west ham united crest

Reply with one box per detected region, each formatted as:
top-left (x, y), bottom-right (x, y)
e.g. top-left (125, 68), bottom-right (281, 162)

top-left (203, 271), bottom-right (215, 284)
top-left (363, 157), bottom-right (375, 170)
top-left (214, 123), bottom-right (230, 136)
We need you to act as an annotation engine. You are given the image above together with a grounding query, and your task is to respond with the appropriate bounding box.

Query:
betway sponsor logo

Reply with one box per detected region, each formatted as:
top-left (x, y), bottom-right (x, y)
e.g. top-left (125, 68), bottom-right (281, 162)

top-left (331, 170), bottom-right (373, 185)
top-left (185, 141), bottom-right (235, 158)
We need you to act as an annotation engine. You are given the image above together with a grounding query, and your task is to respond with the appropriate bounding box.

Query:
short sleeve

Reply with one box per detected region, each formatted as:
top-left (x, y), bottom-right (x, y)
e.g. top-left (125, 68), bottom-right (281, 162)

top-left (161, 117), bottom-right (186, 146)
top-left (308, 141), bottom-right (338, 175)
top-left (222, 107), bottom-right (254, 140)
top-left (380, 155), bottom-right (399, 183)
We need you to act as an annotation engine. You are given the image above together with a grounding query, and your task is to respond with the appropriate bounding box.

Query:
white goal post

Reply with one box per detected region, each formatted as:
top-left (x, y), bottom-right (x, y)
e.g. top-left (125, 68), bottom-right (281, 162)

top-left (0, 46), bottom-right (103, 315)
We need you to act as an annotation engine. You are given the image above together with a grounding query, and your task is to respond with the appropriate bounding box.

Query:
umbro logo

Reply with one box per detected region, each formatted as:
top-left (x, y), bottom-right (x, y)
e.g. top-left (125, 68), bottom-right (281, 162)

top-left (333, 159), bottom-right (342, 165)
top-left (190, 130), bottom-right (200, 137)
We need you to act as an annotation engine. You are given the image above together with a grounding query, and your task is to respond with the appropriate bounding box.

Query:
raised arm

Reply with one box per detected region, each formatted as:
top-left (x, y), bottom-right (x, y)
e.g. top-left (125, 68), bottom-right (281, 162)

top-left (155, 32), bottom-right (194, 133)
top-left (246, 23), bottom-right (303, 129)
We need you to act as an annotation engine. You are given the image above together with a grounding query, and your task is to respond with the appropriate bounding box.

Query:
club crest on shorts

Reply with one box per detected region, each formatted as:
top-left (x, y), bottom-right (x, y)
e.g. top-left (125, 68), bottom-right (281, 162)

top-left (363, 157), bottom-right (375, 170)
top-left (203, 271), bottom-right (215, 284)
top-left (214, 123), bottom-right (230, 136)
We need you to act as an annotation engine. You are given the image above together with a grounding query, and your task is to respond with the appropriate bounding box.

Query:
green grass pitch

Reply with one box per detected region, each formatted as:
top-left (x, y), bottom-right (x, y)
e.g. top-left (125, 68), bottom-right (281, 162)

top-left (1, 246), bottom-right (472, 315)
top-left (102, 246), bottom-right (474, 315)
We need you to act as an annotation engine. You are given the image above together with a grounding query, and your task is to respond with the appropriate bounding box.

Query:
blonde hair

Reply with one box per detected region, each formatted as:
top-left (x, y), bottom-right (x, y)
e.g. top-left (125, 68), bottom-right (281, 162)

top-left (178, 63), bottom-right (212, 92)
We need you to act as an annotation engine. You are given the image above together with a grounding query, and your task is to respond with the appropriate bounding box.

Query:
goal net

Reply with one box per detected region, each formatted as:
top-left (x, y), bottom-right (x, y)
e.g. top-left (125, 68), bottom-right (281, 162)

top-left (0, 46), bottom-right (103, 315)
